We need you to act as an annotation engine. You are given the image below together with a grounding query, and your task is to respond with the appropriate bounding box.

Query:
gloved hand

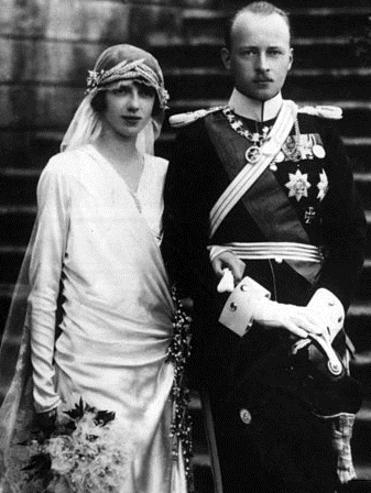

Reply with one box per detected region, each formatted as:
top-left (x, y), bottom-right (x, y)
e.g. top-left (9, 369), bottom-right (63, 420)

top-left (35, 407), bottom-right (57, 433)
top-left (219, 276), bottom-right (327, 339)
top-left (251, 296), bottom-right (327, 339)
top-left (211, 250), bottom-right (245, 283)
top-left (35, 403), bottom-right (70, 433)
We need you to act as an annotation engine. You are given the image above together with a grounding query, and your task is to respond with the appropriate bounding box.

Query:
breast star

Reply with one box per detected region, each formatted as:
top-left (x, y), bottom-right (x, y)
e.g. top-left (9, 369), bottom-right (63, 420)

top-left (317, 169), bottom-right (329, 201)
top-left (285, 169), bottom-right (311, 201)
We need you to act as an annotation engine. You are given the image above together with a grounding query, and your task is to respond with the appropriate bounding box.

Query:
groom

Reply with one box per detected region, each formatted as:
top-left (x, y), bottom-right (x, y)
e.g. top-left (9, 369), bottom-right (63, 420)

top-left (163, 2), bottom-right (366, 492)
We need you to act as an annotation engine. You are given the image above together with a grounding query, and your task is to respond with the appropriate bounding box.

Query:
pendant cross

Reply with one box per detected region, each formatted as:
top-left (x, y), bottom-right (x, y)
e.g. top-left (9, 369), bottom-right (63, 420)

top-left (304, 206), bottom-right (316, 224)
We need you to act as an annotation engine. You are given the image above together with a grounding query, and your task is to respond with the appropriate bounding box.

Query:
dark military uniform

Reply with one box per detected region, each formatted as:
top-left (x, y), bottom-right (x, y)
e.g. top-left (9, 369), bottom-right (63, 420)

top-left (162, 103), bottom-right (366, 493)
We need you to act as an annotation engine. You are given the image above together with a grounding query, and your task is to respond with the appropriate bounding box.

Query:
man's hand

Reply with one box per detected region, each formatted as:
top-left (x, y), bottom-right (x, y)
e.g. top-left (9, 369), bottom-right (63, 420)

top-left (212, 250), bottom-right (245, 282)
top-left (253, 297), bottom-right (327, 339)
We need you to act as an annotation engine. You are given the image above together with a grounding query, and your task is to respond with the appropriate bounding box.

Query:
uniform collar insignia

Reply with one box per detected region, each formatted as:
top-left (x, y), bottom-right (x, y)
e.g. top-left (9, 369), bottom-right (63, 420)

top-left (228, 89), bottom-right (283, 122)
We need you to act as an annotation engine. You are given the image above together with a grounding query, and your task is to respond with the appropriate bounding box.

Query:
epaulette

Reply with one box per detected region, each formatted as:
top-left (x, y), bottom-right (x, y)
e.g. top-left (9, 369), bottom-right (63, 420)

top-left (169, 106), bottom-right (225, 128)
top-left (298, 105), bottom-right (343, 120)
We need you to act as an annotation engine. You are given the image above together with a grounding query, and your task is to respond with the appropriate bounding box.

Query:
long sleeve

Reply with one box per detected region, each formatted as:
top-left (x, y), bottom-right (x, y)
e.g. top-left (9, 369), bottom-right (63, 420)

top-left (28, 157), bottom-right (70, 413)
top-left (316, 127), bottom-right (367, 310)
top-left (163, 127), bottom-right (210, 298)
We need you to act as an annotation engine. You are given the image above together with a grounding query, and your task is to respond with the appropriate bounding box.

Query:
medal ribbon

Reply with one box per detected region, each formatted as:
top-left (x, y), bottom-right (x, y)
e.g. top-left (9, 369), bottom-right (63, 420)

top-left (208, 100), bottom-right (298, 239)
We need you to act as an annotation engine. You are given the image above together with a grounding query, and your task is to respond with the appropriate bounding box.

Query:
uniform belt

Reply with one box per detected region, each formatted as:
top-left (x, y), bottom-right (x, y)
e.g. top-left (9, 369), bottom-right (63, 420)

top-left (222, 242), bottom-right (324, 263)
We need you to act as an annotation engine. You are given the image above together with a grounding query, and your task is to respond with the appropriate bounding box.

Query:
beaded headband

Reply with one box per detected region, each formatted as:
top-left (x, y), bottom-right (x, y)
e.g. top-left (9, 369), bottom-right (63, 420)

top-left (86, 58), bottom-right (169, 109)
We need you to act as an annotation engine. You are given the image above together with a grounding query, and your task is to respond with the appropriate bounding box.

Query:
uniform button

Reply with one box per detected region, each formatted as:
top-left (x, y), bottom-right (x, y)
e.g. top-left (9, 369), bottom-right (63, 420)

top-left (239, 408), bottom-right (252, 425)
top-left (230, 302), bottom-right (237, 311)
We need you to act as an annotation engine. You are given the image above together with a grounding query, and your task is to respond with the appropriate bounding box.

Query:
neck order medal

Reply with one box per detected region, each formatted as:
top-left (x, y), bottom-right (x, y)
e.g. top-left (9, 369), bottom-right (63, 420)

top-left (223, 107), bottom-right (270, 165)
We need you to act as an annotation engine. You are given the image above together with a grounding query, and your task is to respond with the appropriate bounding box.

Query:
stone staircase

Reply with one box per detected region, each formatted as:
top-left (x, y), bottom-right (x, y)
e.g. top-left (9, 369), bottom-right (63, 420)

top-left (1, 1), bottom-right (371, 492)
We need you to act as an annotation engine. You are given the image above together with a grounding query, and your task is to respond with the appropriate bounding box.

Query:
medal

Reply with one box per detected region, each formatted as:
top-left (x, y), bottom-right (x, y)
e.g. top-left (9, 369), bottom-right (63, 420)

top-left (275, 151), bottom-right (285, 163)
top-left (304, 206), bottom-right (316, 224)
top-left (285, 169), bottom-right (311, 201)
top-left (283, 136), bottom-right (301, 162)
top-left (245, 145), bottom-right (261, 164)
top-left (223, 107), bottom-right (272, 166)
top-left (312, 144), bottom-right (326, 159)
top-left (317, 169), bottom-right (329, 201)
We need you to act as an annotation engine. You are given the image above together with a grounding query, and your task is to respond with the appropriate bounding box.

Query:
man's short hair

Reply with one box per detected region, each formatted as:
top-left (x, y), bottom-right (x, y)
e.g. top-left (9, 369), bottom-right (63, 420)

top-left (224, 1), bottom-right (291, 49)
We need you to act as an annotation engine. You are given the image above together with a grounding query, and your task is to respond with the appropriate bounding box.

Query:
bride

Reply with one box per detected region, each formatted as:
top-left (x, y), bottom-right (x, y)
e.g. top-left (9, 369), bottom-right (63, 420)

top-left (0, 44), bottom-right (190, 492)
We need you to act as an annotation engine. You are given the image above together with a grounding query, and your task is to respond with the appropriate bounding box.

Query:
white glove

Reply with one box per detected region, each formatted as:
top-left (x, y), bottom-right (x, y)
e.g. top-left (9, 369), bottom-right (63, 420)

top-left (210, 248), bottom-right (246, 283)
top-left (251, 296), bottom-right (327, 339)
top-left (219, 277), bottom-right (326, 339)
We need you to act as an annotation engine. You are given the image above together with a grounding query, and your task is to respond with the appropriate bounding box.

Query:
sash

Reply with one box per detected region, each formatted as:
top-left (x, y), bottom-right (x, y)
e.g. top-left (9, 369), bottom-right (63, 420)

top-left (205, 101), bottom-right (322, 284)
top-left (208, 100), bottom-right (297, 238)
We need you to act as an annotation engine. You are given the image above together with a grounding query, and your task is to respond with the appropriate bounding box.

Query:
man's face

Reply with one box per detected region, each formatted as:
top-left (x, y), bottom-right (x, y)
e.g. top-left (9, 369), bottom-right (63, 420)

top-left (221, 12), bottom-right (293, 101)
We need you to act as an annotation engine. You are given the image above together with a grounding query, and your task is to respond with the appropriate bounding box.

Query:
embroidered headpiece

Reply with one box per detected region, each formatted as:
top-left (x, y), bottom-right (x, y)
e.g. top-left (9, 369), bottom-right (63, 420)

top-left (86, 57), bottom-right (169, 110)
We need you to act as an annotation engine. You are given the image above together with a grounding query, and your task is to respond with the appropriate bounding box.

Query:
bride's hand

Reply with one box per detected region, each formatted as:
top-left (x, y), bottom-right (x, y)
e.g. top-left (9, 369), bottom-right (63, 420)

top-left (36, 408), bottom-right (57, 432)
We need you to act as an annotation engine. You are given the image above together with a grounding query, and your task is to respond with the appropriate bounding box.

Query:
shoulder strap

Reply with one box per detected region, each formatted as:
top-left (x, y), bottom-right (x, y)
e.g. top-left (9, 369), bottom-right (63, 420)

top-left (169, 106), bottom-right (225, 128)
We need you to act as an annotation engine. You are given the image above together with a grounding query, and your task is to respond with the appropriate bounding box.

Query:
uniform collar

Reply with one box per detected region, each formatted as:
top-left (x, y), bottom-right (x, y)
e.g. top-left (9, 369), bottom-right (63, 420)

top-left (228, 88), bottom-right (283, 122)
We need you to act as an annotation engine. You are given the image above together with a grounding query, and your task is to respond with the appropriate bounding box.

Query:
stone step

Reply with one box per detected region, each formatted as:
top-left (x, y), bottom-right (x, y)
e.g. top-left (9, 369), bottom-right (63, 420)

top-left (2, 162), bottom-right (370, 209)
top-left (180, 6), bottom-right (371, 41)
top-left (0, 205), bottom-right (35, 247)
top-left (355, 174), bottom-right (371, 210)
top-left (1, 68), bottom-right (369, 132)
top-left (346, 302), bottom-right (371, 355)
top-left (152, 37), bottom-right (368, 70)
top-left (1, 207), bottom-right (371, 282)
top-left (1, 122), bottom-right (370, 172)
top-left (351, 351), bottom-right (371, 394)
top-left (356, 258), bottom-right (371, 302)
top-left (162, 66), bottom-right (371, 102)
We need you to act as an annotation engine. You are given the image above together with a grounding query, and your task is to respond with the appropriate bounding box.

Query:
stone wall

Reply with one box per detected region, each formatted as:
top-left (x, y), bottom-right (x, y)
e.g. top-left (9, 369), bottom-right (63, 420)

top-left (0, 0), bottom-right (214, 168)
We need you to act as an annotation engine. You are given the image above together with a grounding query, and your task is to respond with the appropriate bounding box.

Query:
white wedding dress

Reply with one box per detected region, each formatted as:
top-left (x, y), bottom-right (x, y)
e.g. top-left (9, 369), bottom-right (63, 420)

top-left (0, 145), bottom-right (187, 493)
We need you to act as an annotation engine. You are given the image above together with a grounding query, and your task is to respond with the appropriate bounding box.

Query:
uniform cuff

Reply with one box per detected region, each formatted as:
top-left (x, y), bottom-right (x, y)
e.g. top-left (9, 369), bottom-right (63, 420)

top-left (307, 288), bottom-right (345, 341)
top-left (218, 276), bottom-right (270, 337)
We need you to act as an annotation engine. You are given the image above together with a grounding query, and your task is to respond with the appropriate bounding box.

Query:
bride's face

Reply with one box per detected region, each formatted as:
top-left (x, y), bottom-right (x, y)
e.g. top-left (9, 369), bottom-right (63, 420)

top-left (103, 81), bottom-right (155, 139)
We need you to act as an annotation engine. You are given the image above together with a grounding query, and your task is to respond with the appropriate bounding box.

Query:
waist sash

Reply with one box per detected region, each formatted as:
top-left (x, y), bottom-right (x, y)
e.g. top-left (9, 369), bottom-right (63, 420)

top-left (221, 241), bottom-right (324, 263)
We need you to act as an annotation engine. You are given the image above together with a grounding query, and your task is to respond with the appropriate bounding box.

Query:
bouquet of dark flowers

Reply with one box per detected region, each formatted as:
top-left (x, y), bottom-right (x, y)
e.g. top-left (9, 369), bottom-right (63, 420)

top-left (22, 399), bottom-right (129, 492)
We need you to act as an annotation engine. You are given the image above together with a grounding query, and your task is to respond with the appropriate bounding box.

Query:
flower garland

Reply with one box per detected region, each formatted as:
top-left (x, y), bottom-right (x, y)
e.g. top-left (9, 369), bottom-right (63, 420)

top-left (22, 399), bottom-right (129, 492)
top-left (167, 286), bottom-right (193, 484)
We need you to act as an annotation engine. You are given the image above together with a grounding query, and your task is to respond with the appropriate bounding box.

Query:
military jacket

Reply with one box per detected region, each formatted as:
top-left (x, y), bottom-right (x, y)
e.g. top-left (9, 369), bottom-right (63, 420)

top-left (163, 109), bottom-right (366, 312)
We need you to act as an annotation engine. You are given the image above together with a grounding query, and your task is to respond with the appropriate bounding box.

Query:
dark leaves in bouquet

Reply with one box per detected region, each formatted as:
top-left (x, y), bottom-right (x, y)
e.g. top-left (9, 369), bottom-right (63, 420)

top-left (22, 452), bottom-right (53, 486)
top-left (64, 397), bottom-right (115, 426)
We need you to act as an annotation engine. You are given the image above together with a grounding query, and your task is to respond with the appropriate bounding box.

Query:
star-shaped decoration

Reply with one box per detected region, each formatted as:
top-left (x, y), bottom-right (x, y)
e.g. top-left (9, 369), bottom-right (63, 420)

top-left (285, 169), bottom-right (311, 201)
top-left (317, 169), bottom-right (329, 201)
